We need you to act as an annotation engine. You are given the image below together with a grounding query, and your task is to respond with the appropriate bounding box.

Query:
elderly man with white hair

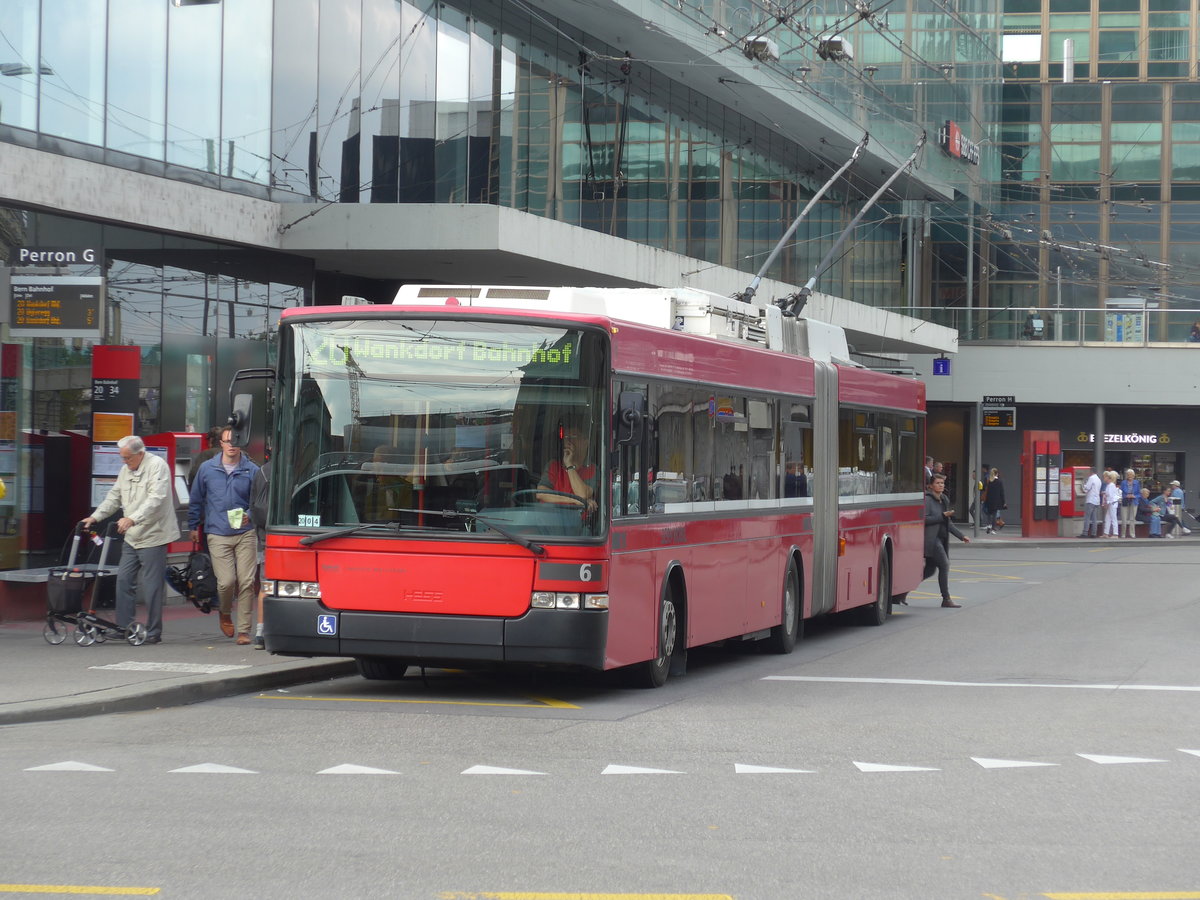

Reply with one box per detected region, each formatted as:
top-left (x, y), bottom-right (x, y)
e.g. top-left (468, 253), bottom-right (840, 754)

top-left (82, 435), bottom-right (180, 643)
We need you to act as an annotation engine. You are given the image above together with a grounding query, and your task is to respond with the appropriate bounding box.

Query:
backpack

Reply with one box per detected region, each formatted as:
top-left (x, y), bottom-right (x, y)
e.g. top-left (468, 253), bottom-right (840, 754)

top-left (188, 551), bottom-right (219, 607)
top-left (167, 551), bottom-right (220, 613)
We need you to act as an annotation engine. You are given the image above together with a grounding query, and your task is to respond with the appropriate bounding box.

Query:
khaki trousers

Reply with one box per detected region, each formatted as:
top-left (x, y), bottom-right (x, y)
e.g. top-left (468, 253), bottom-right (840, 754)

top-left (207, 530), bottom-right (258, 636)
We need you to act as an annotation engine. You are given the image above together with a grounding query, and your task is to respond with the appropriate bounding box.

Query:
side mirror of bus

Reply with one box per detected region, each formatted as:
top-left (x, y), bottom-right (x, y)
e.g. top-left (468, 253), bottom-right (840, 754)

top-left (228, 393), bottom-right (253, 447)
top-left (616, 392), bottom-right (645, 445)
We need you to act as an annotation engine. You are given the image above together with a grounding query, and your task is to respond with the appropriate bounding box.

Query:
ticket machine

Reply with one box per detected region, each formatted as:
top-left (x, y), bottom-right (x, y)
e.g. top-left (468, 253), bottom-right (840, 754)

top-left (1059, 465), bottom-right (1093, 519)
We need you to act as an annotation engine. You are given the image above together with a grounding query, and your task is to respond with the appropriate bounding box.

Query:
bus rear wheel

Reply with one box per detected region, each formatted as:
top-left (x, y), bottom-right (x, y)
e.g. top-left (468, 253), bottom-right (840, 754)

top-left (861, 551), bottom-right (890, 626)
top-left (355, 657), bottom-right (411, 680)
top-left (766, 563), bottom-right (801, 654)
top-left (633, 590), bottom-right (678, 688)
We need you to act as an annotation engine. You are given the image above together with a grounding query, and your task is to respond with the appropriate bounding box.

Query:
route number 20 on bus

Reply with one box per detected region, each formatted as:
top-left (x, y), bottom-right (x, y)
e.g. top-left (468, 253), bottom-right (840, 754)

top-left (238, 285), bottom-right (925, 688)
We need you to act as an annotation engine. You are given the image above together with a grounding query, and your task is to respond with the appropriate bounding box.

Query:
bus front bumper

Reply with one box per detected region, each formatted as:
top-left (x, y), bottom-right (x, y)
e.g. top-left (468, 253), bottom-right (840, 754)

top-left (263, 597), bottom-right (608, 669)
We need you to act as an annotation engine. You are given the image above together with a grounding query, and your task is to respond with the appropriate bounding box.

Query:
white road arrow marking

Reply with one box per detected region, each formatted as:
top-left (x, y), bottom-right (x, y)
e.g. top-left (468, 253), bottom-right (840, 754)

top-left (853, 761), bottom-right (940, 773)
top-left (971, 757), bottom-right (1058, 769)
top-left (317, 764), bottom-right (400, 775)
top-left (602, 765), bottom-right (684, 775)
top-left (24, 761), bottom-right (114, 772)
top-left (1076, 754), bottom-right (1167, 765)
top-left (461, 765), bottom-right (546, 775)
top-left (734, 764), bottom-right (815, 774)
top-left (169, 763), bottom-right (258, 774)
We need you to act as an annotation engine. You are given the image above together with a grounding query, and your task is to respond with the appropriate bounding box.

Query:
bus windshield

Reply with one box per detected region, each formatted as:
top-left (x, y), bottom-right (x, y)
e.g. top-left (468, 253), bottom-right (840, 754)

top-left (273, 318), bottom-right (608, 541)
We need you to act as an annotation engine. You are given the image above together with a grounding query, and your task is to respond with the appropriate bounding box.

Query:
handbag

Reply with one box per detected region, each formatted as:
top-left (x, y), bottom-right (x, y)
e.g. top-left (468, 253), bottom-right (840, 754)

top-left (993, 515), bottom-right (1005, 530)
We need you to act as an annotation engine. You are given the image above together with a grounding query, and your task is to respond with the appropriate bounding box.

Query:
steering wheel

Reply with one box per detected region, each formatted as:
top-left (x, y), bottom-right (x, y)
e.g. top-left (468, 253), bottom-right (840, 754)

top-left (512, 489), bottom-right (588, 508)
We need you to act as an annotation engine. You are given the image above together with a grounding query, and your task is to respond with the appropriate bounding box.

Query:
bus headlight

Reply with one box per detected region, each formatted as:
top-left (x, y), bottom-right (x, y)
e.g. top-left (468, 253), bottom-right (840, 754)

top-left (274, 581), bottom-right (322, 599)
top-left (531, 592), bottom-right (608, 610)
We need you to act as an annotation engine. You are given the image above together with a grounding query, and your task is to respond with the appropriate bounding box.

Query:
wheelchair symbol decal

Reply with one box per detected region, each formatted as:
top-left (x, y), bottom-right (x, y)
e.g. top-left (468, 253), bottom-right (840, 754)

top-left (317, 614), bottom-right (337, 636)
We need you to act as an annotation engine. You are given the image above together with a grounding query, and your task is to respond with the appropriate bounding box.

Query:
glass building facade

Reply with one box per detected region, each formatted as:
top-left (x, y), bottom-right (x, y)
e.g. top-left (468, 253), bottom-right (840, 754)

top-left (995, 0), bottom-right (1200, 340)
top-left (2, 0), bottom-right (1001, 304)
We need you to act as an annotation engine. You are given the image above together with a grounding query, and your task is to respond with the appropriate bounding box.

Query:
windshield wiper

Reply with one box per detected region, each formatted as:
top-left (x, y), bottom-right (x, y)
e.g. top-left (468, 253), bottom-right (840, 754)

top-left (297, 511), bottom-right (546, 555)
top-left (299, 522), bottom-right (398, 546)
top-left (386, 507), bottom-right (546, 555)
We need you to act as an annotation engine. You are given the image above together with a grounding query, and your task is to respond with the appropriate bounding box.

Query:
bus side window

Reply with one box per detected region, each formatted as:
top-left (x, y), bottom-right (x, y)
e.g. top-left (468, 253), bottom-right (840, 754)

top-left (748, 399), bottom-right (775, 500)
top-left (650, 383), bottom-right (692, 514)
top-left (613, 382), bottom-right (648, 517)
top-left (783, 403), bottom-right (812, 498)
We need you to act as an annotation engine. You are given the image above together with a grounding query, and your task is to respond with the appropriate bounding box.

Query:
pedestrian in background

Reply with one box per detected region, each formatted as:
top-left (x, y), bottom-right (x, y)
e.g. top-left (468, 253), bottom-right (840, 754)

top-left (1136, 488), bottom-right (1161, 537)
top-left (1118, 469), bottom-right (1141, 538)
top-left (1168, 480), bottom-right (1191, 534)
top-left (983, 467), bottom-right (1006, 534)
top-left (81, 435), bottom-right (180, 644)
top-left (189, 426), bottom-right (259, 644)
top-left (1079, 467), bottom-right (1102, 537)
top-left (250, 456), bottom-right (272, 650)
top-left (923, 473), bottom-right (969, 608)
top-left (1152, 486), bottom-right (1184, 539)
top-left (187, 425), bottom-right (224, 488)
top-left (1102, 470), bottom-right (1121, 537)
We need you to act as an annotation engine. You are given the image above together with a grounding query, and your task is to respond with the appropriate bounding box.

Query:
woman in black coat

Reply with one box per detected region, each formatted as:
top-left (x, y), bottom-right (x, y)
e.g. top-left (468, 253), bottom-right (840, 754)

top-left (923, 473), bottom-right (970, 607)
top-left (982, 468), bottom-right (1006, 533)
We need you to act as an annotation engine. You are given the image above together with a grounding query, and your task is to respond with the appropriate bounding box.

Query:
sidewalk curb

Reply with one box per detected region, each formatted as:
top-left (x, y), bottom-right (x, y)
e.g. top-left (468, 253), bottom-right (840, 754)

top-left (0, 658), bottom-right (357, 727)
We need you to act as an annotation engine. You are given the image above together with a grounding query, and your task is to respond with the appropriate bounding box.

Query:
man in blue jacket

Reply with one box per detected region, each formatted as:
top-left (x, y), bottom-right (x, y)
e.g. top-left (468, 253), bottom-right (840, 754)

top-left (189, 426), bottom-right (259, 643)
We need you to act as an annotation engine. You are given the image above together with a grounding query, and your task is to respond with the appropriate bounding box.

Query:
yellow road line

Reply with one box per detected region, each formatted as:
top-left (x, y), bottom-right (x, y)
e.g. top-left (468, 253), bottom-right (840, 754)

top-left (259, 694), bottom-right (581, 710)
top-left (437, 894), bottom-right (733, 900)
top-left (952, 567), bottom-right (1025, 581)
top-left (1044, 893), bottom-right (1200, 899)
top-left (0, 887), bottom-right (159, 896)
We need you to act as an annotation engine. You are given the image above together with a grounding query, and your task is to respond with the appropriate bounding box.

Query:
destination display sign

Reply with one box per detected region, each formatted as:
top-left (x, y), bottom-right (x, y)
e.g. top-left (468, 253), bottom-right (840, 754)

top-left (9, 276), bottom-right (103, 337)
top-left (982, 407), bottom-right (1016, 430)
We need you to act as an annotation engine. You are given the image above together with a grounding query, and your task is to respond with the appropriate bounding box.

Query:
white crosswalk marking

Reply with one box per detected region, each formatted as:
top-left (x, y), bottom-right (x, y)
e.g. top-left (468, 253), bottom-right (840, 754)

top-left (24, 760), bottom-right (114, 772)
top-left (734, 764), bottom-right (815, 774)
top-left (602, 764), bottom-right (683, 775)
top-left (317, 764), bottom-right (400, 775)
top-left (169, 763), bottom-right (258, 774)
top-left (853, 761), bottom-right (940, 773)
top-left (971, 757), bottom-right (1058, 769)
top-left (462, 765), bottom-right (546, 775)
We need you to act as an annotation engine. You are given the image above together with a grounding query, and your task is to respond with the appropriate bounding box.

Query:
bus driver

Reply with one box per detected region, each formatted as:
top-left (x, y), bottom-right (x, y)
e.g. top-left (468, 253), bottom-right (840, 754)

top-left (536, 423), bottom-right (597, 512)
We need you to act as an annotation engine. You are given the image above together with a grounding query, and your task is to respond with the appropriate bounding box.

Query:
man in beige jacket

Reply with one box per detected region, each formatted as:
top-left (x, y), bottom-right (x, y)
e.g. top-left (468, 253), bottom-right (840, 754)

top-left (82, 435), bottom-right (180, 643)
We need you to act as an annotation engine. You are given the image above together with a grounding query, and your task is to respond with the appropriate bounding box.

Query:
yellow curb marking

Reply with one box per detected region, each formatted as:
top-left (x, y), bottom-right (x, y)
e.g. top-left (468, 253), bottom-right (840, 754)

top-left (259, 693), bottom-right (581, 710)
top-left (0, 887), bottom-right (159, 896)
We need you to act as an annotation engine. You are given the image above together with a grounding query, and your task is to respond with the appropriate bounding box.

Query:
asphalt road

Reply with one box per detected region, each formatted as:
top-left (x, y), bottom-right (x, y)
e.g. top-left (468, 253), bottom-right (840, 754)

top-left (2, 543), bottom-right (1198, 899)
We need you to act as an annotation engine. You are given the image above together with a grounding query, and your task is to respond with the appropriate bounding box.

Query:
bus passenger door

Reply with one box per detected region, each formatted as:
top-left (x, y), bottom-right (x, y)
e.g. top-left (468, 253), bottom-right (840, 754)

top-left (810, 362), bottom-right (839, 615)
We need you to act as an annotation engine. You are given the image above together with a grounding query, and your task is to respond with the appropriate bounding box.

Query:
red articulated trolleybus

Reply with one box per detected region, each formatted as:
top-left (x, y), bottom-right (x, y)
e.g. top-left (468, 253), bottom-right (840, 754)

top-left (250, 285), bottom-right (926, 687)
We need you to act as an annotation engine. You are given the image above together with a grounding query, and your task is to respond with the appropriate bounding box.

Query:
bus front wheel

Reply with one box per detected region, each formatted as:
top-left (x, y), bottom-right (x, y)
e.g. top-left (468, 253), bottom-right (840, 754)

top-left (355, 657), bottom-right (411, 680)
top-left (633, 590), bottom-right (678, 688)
